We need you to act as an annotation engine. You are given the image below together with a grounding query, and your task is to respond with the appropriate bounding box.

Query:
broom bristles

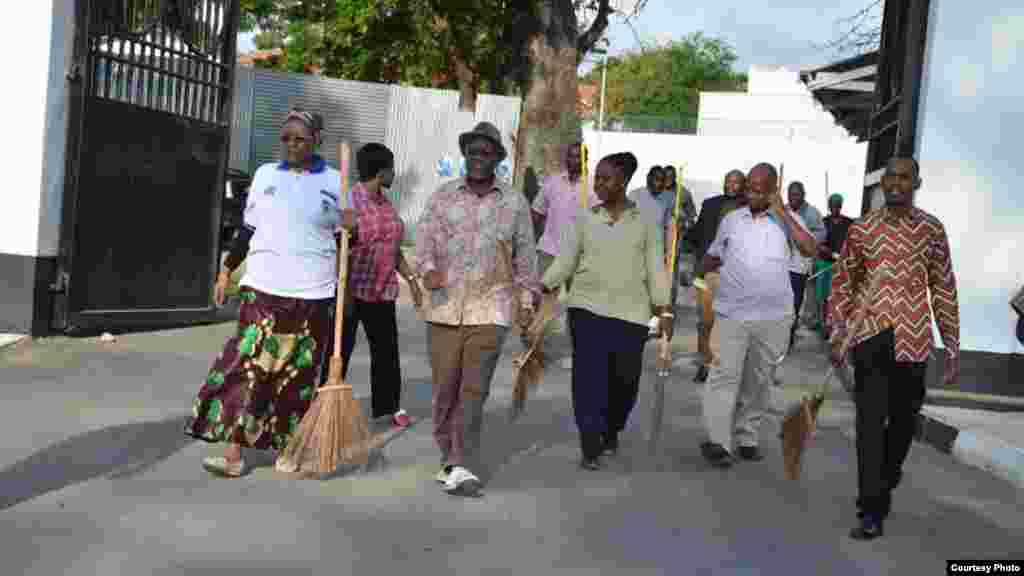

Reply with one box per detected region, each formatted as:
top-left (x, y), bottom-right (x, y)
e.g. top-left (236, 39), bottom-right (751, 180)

top-left (510, 293), bottom-right (559, 420)
top-left (277, 357), bottom-right (372, 478)
top-left (780, 395), bottom-right (825, 480)
top-left (511, 345), bottom-right (546, 419)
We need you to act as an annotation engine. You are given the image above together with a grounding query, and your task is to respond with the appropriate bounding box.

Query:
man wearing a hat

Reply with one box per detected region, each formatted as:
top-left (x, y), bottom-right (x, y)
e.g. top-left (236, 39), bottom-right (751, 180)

top-left (415, 122), bottom-right (541, 497)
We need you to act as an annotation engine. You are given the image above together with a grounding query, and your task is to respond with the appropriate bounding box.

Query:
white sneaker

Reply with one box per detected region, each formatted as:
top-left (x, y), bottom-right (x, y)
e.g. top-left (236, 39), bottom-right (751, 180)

top-left (443, 466), bottom-right (482, 496)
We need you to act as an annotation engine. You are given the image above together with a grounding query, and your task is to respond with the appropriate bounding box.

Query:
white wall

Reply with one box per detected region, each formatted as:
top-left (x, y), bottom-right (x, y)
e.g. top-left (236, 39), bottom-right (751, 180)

top-left (0, 0), bottom-right (57, 257)
top-left (746, 65), bottom-right (806, 95)
top-left (386, 89), bottom-right (520, 241)
top-left (582, 130), bottom-right (866, 215)
top-left (588, 66), bottom-right (867, 213)
top-left (915, 0), bottom-right (1024, 354)
top-left (699, 66), bottom-right (863, 146)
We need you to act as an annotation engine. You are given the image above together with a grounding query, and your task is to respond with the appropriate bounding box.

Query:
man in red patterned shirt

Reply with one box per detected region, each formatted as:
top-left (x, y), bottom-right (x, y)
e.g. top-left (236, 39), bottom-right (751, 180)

top-left (829, 156), bottom-right (960, 541)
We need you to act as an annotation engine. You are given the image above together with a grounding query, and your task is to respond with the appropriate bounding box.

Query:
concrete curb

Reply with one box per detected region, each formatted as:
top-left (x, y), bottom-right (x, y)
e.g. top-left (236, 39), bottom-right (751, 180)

top-left (770, 386), bottom-right (1024, 491)
top-left (917, 408), bottom-right (1024, 491)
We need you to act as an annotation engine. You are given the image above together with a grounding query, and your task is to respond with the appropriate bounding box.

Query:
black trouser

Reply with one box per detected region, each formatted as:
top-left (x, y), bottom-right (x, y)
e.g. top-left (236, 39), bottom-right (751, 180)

top-left (569, 308), bottom-right (648, 459)
top-left (852, 329), bottom-right (926, 519)
top-left (789, 272), bottom-right (808, 335)
top-left (320, 298), bottom-right (403, 418)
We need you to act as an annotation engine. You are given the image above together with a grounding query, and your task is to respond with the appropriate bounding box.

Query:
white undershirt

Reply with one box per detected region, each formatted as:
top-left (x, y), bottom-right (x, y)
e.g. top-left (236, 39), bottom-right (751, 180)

top-left (240, 162), bottom-right (343, 300)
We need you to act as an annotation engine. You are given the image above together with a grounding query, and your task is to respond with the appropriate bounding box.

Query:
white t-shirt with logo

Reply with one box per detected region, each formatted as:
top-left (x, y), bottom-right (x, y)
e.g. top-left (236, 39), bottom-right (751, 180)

top-left (240, 161), bottom-right (343, 300)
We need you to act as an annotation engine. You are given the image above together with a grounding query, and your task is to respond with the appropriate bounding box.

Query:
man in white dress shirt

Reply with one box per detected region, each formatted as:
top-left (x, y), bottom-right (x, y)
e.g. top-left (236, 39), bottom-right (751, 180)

top-left (699, 163), bottom-right (818, 468)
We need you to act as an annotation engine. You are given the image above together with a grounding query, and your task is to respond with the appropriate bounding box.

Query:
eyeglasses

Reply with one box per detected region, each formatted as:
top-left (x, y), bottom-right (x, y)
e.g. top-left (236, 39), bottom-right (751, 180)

top-left (281, 135), bottom-right (308, 144)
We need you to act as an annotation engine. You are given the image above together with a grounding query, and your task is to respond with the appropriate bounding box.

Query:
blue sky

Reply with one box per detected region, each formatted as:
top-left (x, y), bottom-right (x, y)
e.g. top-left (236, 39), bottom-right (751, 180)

top-left (588, 0), bottom-right (876, 73)
top-left (238, 1), bottom-right (877, 74)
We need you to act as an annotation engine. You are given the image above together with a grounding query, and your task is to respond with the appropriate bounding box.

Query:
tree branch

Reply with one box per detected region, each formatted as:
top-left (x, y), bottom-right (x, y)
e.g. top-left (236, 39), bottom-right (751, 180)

top-left (814, 0), bottom-right (883, 57)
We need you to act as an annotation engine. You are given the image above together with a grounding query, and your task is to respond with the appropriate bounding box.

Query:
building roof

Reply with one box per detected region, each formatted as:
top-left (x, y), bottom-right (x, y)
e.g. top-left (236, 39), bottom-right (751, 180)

top-left (237, 49), bottom-right (283, 67)
top-left (578, 83), bottom-right (598, 116)
top-left (799, 51), bottom-right (878, 140)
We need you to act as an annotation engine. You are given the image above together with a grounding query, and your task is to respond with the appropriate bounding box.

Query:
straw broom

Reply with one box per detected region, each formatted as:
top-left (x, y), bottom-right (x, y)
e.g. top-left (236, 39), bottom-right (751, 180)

top-left (504, 233), bottom-right (560, 420)
top-left (509, 142), bottom-right (590, 420)
top-left (276, 141), bottom-right (372, 478)
top-left (648, 163), bottom-right (687, 449)
top-left (511, 292), bottom-right (559, 420)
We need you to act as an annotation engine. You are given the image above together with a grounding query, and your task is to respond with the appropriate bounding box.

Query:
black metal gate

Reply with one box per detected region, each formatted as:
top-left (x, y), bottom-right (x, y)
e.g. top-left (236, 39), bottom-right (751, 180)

top-left (861, 0), bottom-right (930, 215)
top-left (57, 0), bottom-right (240, 333)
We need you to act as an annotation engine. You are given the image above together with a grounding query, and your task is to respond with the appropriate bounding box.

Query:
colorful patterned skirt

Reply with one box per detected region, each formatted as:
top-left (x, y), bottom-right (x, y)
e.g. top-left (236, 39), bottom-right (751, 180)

top-left (184, 287), bottom-right (332, 450)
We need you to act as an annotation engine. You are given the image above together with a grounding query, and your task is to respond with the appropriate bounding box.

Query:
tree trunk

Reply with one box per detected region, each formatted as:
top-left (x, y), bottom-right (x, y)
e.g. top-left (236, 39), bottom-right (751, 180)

top-left (513, 31), bottom-right (580, 204)
top-left (452, 49), bottom-right (479, 112)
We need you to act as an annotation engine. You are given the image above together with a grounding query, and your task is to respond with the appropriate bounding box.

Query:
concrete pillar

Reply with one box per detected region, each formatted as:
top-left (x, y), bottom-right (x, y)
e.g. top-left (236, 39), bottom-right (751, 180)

top-left (0, 0), bottom-right (73, 335)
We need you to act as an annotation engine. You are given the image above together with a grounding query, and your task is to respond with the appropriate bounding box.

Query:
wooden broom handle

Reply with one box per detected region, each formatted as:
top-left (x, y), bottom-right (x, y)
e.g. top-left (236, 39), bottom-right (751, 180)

top-left (659, 163), bottom-right (686, 364)
top-left (333, 141), bottom-right (352, 360)
top-left (819, 262), bottom-right (890, 397)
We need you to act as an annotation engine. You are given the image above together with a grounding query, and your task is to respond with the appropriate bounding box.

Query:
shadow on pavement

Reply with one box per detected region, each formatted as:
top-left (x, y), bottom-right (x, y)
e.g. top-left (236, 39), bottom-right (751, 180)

top-left (0, 414), bottom-right (195, 510)
top-left (377, 373), bottom-right (578, 487)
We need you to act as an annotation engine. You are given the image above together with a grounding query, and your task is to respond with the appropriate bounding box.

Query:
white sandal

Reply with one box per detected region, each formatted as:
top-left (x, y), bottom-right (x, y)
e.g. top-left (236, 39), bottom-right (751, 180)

top-left (202, 456), bottom-right (246, 477)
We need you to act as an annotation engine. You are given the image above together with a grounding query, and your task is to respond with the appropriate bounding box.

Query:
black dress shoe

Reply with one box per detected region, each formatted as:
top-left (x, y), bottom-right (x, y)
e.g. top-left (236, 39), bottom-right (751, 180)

top-left (700, 442), bottom-right (733, 468)
top-left (849, 516), bottom-right (884, 540)
top-left (737, 446), bottom-right (764, 461)
top-left (579, 456), bottom-right (603, 471)
top-left (694, 365), bottom-right (709, 383)
top-left (602, 433), bottom-right (619, 456)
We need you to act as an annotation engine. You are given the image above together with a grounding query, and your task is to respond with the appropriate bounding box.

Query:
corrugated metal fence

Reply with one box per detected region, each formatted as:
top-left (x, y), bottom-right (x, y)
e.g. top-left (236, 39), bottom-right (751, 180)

top-left (229, 68), bottom-right (522, 242)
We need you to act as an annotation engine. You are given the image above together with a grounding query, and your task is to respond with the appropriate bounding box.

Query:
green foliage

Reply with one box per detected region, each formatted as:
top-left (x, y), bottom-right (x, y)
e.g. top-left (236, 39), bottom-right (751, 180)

top-left (580, 33), bottom-right (746, 123)
top-left (239, 0), bottom-right (282, 33)
top-left (236, 1), bottom-right (580, 95)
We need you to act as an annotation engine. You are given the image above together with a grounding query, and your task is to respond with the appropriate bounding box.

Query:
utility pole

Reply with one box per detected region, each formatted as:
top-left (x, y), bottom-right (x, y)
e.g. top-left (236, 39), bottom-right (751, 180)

top-left (593, 38), bottom-right (610, 131)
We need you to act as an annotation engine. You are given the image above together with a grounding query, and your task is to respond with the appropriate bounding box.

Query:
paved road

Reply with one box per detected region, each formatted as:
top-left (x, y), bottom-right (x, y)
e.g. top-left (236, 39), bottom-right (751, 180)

top-left (1, 299), bottom-right (1022, 575)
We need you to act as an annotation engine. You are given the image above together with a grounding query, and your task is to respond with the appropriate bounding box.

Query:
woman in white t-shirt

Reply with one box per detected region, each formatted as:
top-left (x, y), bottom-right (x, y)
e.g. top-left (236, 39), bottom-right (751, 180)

top-left (185, 109), bottom-right (352, 477)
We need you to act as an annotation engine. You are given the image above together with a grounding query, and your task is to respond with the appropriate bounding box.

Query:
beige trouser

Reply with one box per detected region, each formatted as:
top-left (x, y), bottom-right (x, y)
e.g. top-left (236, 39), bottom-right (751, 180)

top-left (427, 323), bottom-right (509, 469)
top-left (701, 313), bottom-right (792, 451)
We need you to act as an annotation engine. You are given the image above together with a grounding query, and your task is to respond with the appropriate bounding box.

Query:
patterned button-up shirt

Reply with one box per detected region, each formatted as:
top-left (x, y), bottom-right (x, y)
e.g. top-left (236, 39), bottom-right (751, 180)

top-left (829, 206), bottom-right (960, 362)
top-left (532, 172), bottom-right (599, 257)
top-left (415, 177), bottom-right (541, 327)
top-left (348, 182), bottom-right (404, 302)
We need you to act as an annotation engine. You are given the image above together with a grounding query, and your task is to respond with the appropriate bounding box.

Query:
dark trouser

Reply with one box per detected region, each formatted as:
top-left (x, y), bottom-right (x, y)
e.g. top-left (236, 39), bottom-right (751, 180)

top-left (789, 272), bottom-right (808, 336)
top-left (321, 298), bottom-right (403, 419)
top-left (852, 329), bottom-right (926, 519)
top-left (427, 323), bottom-right (508, 469)
top-left (569, 308), bottom-right (649, 459)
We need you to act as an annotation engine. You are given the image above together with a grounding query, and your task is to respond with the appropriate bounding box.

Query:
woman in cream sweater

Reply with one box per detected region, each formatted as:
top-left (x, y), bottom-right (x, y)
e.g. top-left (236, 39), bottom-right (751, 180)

top-left (542, 152), bottom-right (673, 470)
